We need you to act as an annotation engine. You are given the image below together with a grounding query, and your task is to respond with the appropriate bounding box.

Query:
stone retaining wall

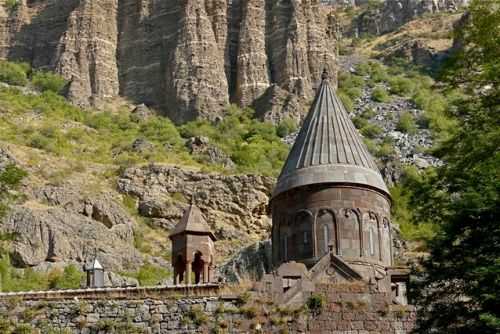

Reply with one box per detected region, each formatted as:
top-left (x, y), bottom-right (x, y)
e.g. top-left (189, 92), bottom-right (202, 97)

top-left (0, 284), bottom-right (416, 333)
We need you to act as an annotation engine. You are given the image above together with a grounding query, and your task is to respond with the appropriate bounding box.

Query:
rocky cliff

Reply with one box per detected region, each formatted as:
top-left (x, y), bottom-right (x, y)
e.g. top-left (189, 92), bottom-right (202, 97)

top-left (0, 0), bottom-right (338, 123)
top-left (353, 0), bottom-right (469, 36)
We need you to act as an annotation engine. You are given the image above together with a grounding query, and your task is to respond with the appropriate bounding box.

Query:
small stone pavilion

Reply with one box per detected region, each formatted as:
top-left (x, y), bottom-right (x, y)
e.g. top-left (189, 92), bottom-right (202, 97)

top-left (170, 204), bottom-right (216, 285)
top-left (263, 70), bottom-right (410, 305)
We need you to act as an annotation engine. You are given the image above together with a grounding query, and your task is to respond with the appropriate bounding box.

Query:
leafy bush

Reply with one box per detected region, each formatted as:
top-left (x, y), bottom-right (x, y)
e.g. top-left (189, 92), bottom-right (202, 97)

top-left (0, 61), bottom-right (29, 86)
top-left (376, 142), bottom-right (395, 158)
top-left (371, 86), bottom-right (391, 103)
top-left (306, 294), bottom-right (325, 315)
top-left (360, 123), bottom-right (383, 139)
top-left (276, 118), bottom-right (298, 138)
top-left (352, 116), bottom-right (368, 129)
top-left (0, 164), bottom-right (27, 189)
top-left (388, 76), bottom-right (416, 97)
top-left (32, 71), bottom-right (66, 93)
top-left (186, 305), bottom-right (208, 326)
top-left (5, 0), bottom-right (19, 10)
top-left (338, 91), bottom-right (354, 112)
top-left (396, 112), bottom-right (418, 134)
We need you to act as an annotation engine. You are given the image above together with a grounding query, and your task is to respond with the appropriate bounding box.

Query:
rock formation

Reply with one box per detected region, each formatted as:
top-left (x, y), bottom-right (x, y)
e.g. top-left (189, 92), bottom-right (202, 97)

top-left (354, 0), bottom-right (469, 36)
top-left (117, 164), bottom-right (275, 259)
top-left (2, 183), bottom-right (142, 271)
top-left (0, 0), bottom-right (338, 123)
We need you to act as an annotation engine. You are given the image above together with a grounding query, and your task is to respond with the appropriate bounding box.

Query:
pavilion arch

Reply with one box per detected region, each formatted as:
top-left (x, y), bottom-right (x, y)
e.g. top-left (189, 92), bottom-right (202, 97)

top-left (192, 251), bottom-right (205, 284)
top-left (315, 209), bottom-right (338, 257)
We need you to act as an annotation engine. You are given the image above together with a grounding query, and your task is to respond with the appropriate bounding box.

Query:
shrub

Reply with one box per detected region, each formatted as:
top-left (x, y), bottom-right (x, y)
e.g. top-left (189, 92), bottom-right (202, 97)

top-left (376, 142), bottom-right (395, 158)
top-left (0, 164), bottom-right (27, 189)
top-left (343, 86), bottom-right (363, 100)
top-left (276, 118), bottom-right (297, 138)
top-left (236, 291), bottom-right (251, 307)
top-left (371, 86), bottom-right (391, 103)
top-left (240, 306), bottom-right (258, 319)
top-left (352, 116), bottom-right (368, 129)
top-left (186, 305), bottom-right (208, 326)
top-left (49, 264), bottom-right (84, 289)
top-left (338, 91), bottom-right (354, 112)
top-left (396, 112), bottom-right (418, 134)
top-left (361, 108), bottom-right (376, 119)
top-left (32, 71), bottom-right (66, 93)
top-left (360, 124), bottom-right (383, 139)
top-left (306, 294), bottom-right (325, 315)
top-left (5, 0), bottom-right (19, 10)
top-left (0, 61), bottom-right (29, 86)
top-left (388, 76), bottom-right (416, 96)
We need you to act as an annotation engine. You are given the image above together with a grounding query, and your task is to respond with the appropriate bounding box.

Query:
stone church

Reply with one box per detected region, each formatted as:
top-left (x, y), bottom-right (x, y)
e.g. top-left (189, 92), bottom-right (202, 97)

top-left (262, 71), bottom-right (410, 306)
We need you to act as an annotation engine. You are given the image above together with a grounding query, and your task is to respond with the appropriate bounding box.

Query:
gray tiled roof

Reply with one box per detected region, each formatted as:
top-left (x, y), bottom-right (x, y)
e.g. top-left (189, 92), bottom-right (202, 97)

top-left (273, 74), bottom-right (389, 198)
top-left (169, 205), bottom-right (216, 240)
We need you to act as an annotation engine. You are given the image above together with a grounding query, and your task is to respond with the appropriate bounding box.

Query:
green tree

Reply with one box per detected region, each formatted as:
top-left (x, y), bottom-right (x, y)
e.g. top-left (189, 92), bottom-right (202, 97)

top-left (412, 2), bottom-right (500, 333)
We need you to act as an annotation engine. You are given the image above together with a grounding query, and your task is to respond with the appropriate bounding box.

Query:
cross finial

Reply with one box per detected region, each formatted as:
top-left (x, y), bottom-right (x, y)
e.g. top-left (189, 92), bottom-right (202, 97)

top-left (322, 68), bottom-right (330, 81)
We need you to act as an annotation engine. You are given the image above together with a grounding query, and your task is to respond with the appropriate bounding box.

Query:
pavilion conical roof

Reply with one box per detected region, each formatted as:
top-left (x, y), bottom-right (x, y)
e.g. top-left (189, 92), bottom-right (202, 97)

top-left (273, 72), bottom-right (389, 198)
top-left (169, 204), bottom-right (216, 240)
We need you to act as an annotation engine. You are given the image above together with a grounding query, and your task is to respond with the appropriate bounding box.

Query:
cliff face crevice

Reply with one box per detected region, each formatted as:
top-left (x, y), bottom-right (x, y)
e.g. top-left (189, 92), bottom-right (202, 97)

top-left (0, 0), bottom-right (338, 123)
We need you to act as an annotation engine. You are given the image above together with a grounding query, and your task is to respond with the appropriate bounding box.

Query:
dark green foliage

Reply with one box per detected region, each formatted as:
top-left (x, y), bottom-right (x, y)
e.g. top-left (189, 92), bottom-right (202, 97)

top-left (413, 2), bottom-right (500, 333)
top-left (276, 118), bottom-right (298, 138)
top-left (396, 112), bottom-right (417, 134)
top-left (306, 294), bottom-right (325, 315)
top-left (0, 164), bottom-right (27, 189)
top-left (31, 71), bottom-right (66, 94)
top-left (5, 0), bottom-right (19, 10)
top-left (0, 61), bottom-right (29, 86)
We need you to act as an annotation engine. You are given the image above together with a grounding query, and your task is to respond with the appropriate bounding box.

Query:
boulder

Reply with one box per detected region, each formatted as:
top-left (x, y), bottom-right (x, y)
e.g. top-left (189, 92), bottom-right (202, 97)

top-left (4, 206), bottom-right (142, 271)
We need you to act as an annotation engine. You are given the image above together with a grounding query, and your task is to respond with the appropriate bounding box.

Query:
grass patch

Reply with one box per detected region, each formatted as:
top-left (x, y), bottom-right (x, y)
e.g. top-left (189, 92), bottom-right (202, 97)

top-left (371, 86), bottom-right (391, 103)
top-left (121, 263), bottom-right (171, 286)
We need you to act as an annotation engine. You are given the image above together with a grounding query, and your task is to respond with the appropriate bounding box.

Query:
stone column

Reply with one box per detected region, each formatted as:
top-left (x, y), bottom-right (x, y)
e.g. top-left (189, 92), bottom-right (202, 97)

top-left (186, 261), bottom-right (192, 285)
top-left (203, 263), bottom-right (209, 283)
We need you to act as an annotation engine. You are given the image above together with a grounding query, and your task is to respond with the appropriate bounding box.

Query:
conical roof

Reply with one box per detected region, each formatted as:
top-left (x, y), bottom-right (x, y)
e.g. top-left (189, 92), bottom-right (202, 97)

top-left (169, 205), bottom-right (216, 240)
top-left (85, 258), bottom-right (103, 271)
top-left (273, 72), bottom-right (389, 198)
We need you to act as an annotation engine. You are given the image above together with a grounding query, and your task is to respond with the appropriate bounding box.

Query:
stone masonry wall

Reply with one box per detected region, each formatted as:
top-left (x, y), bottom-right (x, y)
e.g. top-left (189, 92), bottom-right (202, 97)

top-left (0, 284), bottom-right (416, 333)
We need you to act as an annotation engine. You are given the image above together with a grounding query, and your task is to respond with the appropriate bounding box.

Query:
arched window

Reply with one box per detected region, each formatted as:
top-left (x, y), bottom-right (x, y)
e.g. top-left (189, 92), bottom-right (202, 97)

top-left (323, 224), bottom-right (330, 253)
top-left (316, 209), bottom-right (337, 256)
top-left (295, 210), bottom-right (313, 258)
top-left (282, 234), bottom-right (288, 261)
top-left (369, 227), bottom-right (375, 256)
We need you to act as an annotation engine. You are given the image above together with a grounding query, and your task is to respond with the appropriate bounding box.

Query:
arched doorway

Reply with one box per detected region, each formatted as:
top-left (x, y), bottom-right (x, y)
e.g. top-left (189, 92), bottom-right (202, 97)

top-left (174, 255), bottom-right (186, 284)
top-left (192, 251), bottom-right (205, 284)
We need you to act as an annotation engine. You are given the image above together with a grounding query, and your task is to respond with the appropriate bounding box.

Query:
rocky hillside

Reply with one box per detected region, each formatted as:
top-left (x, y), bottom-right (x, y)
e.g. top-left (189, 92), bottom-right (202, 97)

top-left (336, 0), bottom-right (469, 36)
top-left (0, 0), bottom-right (337, 123)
